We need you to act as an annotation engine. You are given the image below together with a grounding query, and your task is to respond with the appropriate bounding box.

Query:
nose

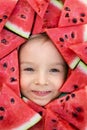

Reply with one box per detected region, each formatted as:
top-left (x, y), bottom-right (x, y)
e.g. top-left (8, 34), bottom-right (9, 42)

top-left (34, 71), bottom-right (48, 86)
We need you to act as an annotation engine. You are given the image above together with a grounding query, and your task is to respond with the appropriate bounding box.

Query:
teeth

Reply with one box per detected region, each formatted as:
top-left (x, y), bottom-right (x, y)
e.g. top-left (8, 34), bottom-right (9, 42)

top-left (32, 90), bottom-right (51, 96)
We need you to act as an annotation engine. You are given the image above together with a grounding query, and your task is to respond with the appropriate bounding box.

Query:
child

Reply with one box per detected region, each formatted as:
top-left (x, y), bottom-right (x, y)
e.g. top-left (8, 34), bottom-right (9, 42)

top-left (19, 33), bottom-right (68, 106)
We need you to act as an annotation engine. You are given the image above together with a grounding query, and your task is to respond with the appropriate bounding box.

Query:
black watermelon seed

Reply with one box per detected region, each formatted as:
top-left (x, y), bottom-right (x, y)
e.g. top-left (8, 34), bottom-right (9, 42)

top-left (51, 119), bottom-right (57, 122)
top-left (0, 19), bottom-right (3, 23)
top-left (10, 77), bottom-right (17, 82)
top-left (1, 39), bottom-right (8, 44)
top-left (65, 96), bottom-right (70, 101)
top-left (80, 18), bottom-right (84, 22)
top-left (60, 99), bottom-right (64, 102)
top-left (46, 10), bottom-right (49, 13)
top-left (76, 107), bottom-right (83, 112)
top-left (3, 62), bottom-right (8, 68)
top-left (0, 116), bottom-right (4, 120)
top-left (80, 13), bottom-right (85, 17)
top-left (10, 67), bottom-right (15, 72)
top-left (71, 93), bottom-right (75, 98)
top-left (0, 107), bottom-right (5, 111)
top-left (20, 14), bottom-right (26, 19)
top-left (10, 98), bottom-right (15, 103)
top-left (71, 32), bottom-right (75, 38)
top-left (65, 13), bottom-right (69, 17)
top-left (64, 7), bottom-right (71, 11)
top-left (65, 34), bottom-right (68, 39)
top-left (72, 18), bottom-right (77, 23)
top-left (59, 37), bottom-right (64, 42)
top-left (72, 112), bottom-right (78, 118)
top-left (73, 85), bottom-right (78, 89)
top-left (3, 15), bottom-right (8, 19)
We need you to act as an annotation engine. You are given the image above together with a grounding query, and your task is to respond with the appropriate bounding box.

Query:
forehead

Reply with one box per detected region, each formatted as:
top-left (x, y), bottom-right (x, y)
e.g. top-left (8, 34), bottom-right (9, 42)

top-left (19, 35), bottom-right (65, 64)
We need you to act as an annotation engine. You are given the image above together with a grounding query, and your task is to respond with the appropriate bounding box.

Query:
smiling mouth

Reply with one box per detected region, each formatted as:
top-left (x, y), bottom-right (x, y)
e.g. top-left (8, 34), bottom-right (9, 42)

top-left (31, 90), bottom-right (51, 96)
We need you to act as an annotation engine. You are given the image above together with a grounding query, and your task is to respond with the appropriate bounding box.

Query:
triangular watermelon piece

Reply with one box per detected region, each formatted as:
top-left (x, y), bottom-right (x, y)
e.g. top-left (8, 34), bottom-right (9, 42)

top-left (32, 0), bottom-right (63, 34)
top-left (23, 97), bottom-right (45, 116)
top-left (69, 42), bottom-right (87, 64)
top-left (58, 0), bottom-right (87, 27)
top-left (0, 84), bottom-right (41, 130)
top-left (0, 49), bottom-right (20, 95)
top-left (23, 97), bottom-right (45, 130)
top-left (0, 0), bottom-right (18, 32)
top-left (27, 0), bottom-right (49, 18)
top-left (60, 61), bottom-right (87, 92)
top-left (44, 109), bottom-right (76, 130)
top-left (5, 0), bottom-right (35, 38)
top-left (0, 28), bottom-right (26, 59)
top-left (46, 24), bottom-right (87, 45)
top-left (46, 87), bottom-right (87, 130)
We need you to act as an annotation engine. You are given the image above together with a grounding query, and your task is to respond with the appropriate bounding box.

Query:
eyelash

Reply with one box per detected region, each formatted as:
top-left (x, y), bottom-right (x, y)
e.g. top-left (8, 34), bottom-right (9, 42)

top-left (50, 68), bottom-right (60, 73)
top-left (24, 67), bottom-right (34, 71)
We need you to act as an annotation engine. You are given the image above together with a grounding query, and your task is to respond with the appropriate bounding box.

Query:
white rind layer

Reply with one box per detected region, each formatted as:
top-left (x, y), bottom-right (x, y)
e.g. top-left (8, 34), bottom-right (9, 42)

top-left (78, 61), bottom-right (87, 74)
top-left (83, 24), bottom-right (87, 42)
top-left (50, 0), bottom-right (63, 10)
top-left (79, 0), bottom-right (87, 5)
top-left (5, 21), bottom-right (30, 38)
top-left (69, 56), bottom-right (80, 69)
top-left (12, 113), bottom-right (41, 130)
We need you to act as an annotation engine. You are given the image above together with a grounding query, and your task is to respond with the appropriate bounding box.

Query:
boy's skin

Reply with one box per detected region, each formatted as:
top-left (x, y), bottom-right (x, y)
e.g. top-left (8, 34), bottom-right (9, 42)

top-left (19, 34), bottom-right (67, 106)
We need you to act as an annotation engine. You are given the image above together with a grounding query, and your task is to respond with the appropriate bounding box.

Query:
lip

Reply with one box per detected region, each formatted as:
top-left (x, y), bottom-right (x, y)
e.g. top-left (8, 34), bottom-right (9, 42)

top-left (31, 90), bottom-right (51, 96)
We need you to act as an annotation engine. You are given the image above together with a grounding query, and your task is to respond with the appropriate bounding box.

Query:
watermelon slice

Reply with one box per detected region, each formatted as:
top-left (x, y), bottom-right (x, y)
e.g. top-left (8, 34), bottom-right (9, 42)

top-left (46, 24), bottom-right (87, 45)
top-left (44, 109), bottom-right (76, 130)
top-left (0, 0), bottom-right (18, 32)
top-left (0, 49), bottom-right (20, 95)
top-left (23, 97), bottom-right (45, 130)
top-left (52, 41), bottom-right (80, 69)
top-left (0, 84), bottom-right (41, 130)
top-left (27, 0), bottom-right (49, 18)
top-left (46, 24), bottom-right (87, 68)
top-left (46, 87), bottom-right (87, 130)
top-left (60, 61), bottom-right (87, 92)
top-left (32, 0), bottom-right (63, 34)
top-left (0, 28), bottom-right (26, 59)
top-left (23, 97), bottom-right (45, 116)
top-left (5, 0), bottom-right (35, 38)
top-left (69, 42), bottom-right (87, 64)
top-left (58, 0), bottom-right (87, 27)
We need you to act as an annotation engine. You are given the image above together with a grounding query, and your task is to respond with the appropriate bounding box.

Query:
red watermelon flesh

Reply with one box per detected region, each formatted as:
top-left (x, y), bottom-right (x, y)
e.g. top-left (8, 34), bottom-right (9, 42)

top-left (59, 0), bottom-right (87, 27)
top-left (60, 61), bottom-right (87, 92)
top-left (0, 49), bottom-right (20, 96)
top-left (0, 0), bottom-right (18, 32)
top-left (32, 0), bottom-right (63, 34)
top-left (46, 24), bottom-right (87, 45)
top-left (27, 0), bottom-right (49, 18)
top-left (69, 42), bottom-right (87, 64)
top-left (46, 87), bottom-right (87, 130)
top-left (23, 97), bottom-right (45, 130)
top-left (23, 97), bottom-right (45, 116)
top-left (0, 28), bottom-right (26, 59)
top-left (44, 109), bottom-right (76, 130)
top-left (52, 41), bottom-right (80, 69)
top-left (0, 84), bottom-right (41, 130)
top-left (5, 0), bottom-right (35, 38)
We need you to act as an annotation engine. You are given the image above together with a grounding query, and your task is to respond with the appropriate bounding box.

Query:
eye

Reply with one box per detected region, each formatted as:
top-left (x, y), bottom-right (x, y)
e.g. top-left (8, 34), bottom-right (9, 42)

top-left (50, 68), bottom-right (60, 73)
top-left (23, 67), bottom-right (34, 71)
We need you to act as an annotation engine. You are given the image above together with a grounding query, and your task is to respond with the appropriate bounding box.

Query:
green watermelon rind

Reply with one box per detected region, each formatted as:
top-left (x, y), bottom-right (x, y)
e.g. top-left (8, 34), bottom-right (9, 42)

top-left (5, 21), bottom-right (30, 38)
top-left (50, 0), bottom-right (63, 10)
top-left (69, 56), bottom-right (80, 69)
top-left (78, 60), bottom-right (87, 74)
top-left (12, 113), bottom-right (41, 130)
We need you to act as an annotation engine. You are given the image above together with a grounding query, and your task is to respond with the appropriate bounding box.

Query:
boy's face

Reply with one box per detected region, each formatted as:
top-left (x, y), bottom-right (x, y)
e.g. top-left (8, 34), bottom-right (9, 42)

top-left (19, 37), bottom-right (66, 106)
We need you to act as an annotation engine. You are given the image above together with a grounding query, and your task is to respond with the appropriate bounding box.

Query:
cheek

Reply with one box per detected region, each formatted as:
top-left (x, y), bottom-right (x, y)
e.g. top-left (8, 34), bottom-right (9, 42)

top-left (51, 75), bottom-right (65, 89)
